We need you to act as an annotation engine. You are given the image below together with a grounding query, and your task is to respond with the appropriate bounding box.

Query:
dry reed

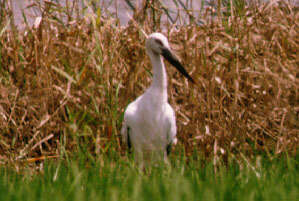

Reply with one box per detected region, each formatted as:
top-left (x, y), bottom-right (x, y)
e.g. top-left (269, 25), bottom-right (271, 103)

top-left (0, 0), bottom-right (297, 164)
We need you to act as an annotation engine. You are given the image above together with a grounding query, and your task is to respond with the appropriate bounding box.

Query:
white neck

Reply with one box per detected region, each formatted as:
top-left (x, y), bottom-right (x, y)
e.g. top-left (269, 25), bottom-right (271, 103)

top-left (147, 50), bottom-right (168, 102)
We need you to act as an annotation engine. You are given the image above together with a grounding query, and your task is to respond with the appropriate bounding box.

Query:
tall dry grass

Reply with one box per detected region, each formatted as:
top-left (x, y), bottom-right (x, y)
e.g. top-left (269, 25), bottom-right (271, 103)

top-left (0, 0), bottom-right (298, 164)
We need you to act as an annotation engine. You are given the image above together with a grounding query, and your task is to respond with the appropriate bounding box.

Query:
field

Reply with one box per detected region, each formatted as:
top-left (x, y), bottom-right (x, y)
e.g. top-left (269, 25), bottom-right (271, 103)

top-left (0, 0), bottom-right (298, 200)
top-left (0, 153), bottom-right (298, 201)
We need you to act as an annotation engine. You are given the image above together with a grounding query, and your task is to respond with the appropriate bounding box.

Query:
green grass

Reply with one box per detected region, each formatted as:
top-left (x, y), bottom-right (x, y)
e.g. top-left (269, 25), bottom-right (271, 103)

top-left (1, 154), bottom-right (298, 201)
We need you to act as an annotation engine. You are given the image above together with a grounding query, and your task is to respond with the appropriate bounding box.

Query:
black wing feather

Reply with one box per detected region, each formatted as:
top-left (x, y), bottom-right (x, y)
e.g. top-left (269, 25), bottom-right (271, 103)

top-left (127, 127), bottom-right (132, 153)
top-left (166, 143), bottom-right (172, 156)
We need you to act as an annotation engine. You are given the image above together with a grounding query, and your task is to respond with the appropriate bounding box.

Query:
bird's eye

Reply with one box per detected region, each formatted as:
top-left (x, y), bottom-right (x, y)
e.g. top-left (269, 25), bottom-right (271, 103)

top-left (155, 39), bottom-right (163, 46)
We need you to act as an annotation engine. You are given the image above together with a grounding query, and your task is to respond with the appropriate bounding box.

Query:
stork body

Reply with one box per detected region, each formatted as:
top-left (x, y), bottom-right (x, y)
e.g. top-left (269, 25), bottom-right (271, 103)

top-left (121, 33), bottom-right (194, 164)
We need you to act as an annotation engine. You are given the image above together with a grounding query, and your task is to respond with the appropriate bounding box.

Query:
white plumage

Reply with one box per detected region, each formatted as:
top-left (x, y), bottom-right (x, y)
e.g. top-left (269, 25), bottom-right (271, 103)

top-left (121, 33), bottom-right (194, 164)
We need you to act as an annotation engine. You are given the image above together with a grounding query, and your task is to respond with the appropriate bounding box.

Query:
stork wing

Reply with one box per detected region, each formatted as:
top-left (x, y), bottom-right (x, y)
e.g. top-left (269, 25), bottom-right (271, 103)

top-left (121, 100), bottom-right (138, 150)
top-left (165, 104), bottom-right (177, 155)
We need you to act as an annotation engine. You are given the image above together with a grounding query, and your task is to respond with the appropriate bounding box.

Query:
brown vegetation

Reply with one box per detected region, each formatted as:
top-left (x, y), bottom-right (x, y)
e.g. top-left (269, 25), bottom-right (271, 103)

top-left (0, 1), bottom-right (298, 164)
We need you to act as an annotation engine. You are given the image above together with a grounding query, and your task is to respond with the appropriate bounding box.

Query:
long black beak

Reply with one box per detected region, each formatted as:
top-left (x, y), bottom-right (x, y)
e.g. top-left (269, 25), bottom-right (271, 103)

top-left (162, 48), bottom-right (195, 83)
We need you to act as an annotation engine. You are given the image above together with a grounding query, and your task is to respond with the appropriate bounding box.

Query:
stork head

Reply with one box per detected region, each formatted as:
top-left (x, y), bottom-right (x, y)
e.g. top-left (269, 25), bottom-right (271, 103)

top-left (146, 33), bottom-right (195, 83)
top-left (146, 33), bottom-right (170, 55)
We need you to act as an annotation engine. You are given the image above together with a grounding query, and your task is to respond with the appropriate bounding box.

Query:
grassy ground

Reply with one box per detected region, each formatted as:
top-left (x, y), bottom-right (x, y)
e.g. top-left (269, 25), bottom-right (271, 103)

top-left (0, 0), bottom-right (298, 200)
top-left (1, 153), bottom-right (298, 201)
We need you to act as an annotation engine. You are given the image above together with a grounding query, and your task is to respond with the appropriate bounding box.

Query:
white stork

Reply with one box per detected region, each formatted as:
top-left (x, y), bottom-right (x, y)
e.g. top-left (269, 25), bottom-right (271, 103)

top-left (121, 33), bottom-right (194, 165)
